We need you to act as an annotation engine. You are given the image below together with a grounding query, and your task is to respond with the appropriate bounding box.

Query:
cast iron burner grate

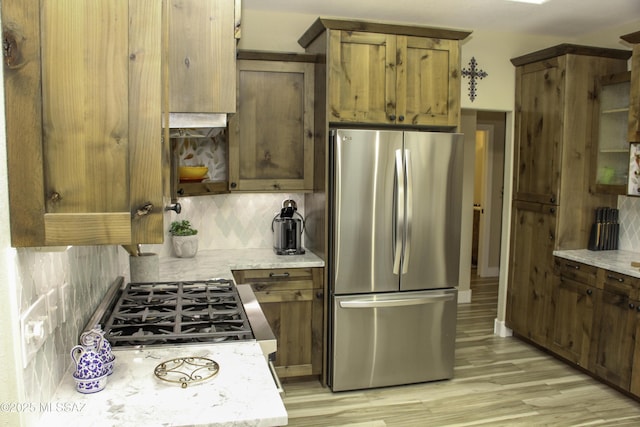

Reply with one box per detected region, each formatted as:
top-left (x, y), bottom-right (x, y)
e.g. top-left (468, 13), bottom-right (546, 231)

top-left (101, 279), bottom-right (254, 347)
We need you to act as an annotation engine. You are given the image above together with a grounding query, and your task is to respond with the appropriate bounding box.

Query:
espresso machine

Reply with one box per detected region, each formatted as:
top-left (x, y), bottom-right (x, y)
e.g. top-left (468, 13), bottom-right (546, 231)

top-left (271, 200), bottom-right (305, 255)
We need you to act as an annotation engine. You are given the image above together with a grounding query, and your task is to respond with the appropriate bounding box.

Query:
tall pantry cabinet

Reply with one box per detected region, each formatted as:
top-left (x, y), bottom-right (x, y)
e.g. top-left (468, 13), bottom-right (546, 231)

top-left (506, 45), bottom-right (630, 345)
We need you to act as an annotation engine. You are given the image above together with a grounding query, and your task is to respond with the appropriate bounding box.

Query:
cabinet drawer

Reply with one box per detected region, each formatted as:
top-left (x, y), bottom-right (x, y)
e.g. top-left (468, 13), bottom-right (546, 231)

top-left (555, 258), bottom-right (597, 286)
top-left (232, 268), bottom-right (321, 291)
top-left (599, 269), bottom-right (640, 299)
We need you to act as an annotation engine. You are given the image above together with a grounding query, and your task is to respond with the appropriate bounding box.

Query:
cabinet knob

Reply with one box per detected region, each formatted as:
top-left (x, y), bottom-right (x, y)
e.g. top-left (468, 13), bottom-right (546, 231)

top-left (133, 202), bottom-right (153, 219)
top-left (230, 182), bottom-right (237, 189)
top-left (177, 188), bottom-right (185, 196)
top-left (389, 114), bottom-right (396, 121)
top-left (398, 115), bottom-right (405, 122)
top-left (549, 207), bottom-right (556, 214)
top-left (165, 203), bottom-right (182, 214)
top-left (586, 289), bottom-right (592, 295)
top-left (316, 291), bottom-right (323, 299)
top-left (550, 196), bottom-right (556, 203)
top-left (630, 303), bottom-right (636, 310)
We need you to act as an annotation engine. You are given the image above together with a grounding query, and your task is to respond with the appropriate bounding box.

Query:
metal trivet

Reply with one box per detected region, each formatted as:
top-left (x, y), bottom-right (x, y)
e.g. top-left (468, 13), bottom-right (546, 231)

top-left (154, 357), bottom-right (219, 388)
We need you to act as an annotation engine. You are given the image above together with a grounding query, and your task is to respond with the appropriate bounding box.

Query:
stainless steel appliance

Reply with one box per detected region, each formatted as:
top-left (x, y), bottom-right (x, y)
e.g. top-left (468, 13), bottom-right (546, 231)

top-left (328, 129), bottom-right (463, 391)
top-left (272, 199), bottom-right (306, 255)
top-left (85, 278), bottom-right (277, 360)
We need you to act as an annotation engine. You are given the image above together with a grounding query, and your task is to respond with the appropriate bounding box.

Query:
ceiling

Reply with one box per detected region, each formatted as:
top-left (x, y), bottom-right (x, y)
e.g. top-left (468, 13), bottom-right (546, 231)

top-left (243, 0), bottom-right (640, 38)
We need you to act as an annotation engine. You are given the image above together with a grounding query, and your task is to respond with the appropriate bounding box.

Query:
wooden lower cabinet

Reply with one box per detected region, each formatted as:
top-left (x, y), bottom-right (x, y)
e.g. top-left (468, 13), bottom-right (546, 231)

top-left (550, 258), bottom-right (640, 398)
top-left (506, 201), bottom-right (557, 346)
top-left (589, 269), bottom-right (639, 390)
top-left (550, 259), bottom-right (596, 367)
top-left (232, 267), bottom-right (323, 380)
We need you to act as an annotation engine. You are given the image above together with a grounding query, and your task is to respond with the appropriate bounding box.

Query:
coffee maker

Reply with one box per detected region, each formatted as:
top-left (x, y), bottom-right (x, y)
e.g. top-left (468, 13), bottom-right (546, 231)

top-left (271, 199), bottom-right (305, 255)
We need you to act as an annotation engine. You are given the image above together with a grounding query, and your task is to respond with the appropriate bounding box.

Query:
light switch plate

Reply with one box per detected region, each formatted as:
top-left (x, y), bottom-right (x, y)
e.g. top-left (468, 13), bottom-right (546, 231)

top-left (20, 296), bottom-right (48, 368)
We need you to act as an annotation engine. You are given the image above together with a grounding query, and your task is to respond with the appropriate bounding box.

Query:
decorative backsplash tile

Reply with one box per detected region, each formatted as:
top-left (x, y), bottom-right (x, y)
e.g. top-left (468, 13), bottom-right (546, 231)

top-left (618, 195), bottom-right (640, 252)
top-left (148, 193), bottom-right (307, 257)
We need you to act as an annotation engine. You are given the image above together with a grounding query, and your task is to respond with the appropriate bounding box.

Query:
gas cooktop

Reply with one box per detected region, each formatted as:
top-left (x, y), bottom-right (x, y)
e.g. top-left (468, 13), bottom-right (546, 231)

top-left (99, 279), bottom-right (254, 348)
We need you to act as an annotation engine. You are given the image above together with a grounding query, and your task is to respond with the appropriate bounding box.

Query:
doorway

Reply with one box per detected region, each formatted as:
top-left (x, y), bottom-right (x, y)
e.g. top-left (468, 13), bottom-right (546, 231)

top-left (470, 111), bottom-right (506, 278)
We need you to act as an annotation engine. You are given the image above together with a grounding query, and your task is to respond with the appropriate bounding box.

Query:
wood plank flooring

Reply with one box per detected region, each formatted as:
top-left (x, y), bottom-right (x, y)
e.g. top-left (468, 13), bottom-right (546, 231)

top-left (280, 273), bottom-right (640, 426)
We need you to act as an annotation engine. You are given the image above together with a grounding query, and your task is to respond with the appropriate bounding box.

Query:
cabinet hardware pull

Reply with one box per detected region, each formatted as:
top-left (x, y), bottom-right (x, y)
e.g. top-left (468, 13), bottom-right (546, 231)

top-left (606, 274), bottom-right (624, 282)
top-left (549, 207), bottom-right (556, 213)
top-left (587, 289), bottom-right (592, 295)
top-left (566, 263), bottom-right (580, 270)
top-left (269, 272), bottom-right (290, 278)
top-left (133, 202), bottom-right (153, 219)
top-left (550, 196), bottom-right (556, 203)
top-left (630, 303), bottom-right (636, 310)
top-left (398, 115), bottom-right (405, 122)
top-left (230, 182), bottom-right (237, 189)
top-left (165, 203), bottom-right (182, 214)
top-left (389, 114), bottom-right (396, 121)
top-left (316, 291), bottom-right (323, 298)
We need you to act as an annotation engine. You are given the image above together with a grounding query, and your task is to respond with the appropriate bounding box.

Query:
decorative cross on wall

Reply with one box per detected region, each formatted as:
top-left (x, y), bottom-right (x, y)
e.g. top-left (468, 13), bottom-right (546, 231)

top-left (462, 57), bottom-right (488, 102)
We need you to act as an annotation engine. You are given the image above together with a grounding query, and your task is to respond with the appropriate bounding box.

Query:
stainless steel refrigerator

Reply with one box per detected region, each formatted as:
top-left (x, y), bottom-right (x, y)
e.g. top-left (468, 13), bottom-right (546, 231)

top-left (328, 128), bottom-right (463, 391)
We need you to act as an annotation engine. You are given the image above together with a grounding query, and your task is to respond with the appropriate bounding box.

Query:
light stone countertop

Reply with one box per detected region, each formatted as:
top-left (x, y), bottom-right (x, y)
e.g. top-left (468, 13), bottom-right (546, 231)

top-left (40, 342), bottom-right (287, 427)
top-left (553, 249), bottom-right (640, 278)
top-left (159, 248), bottom-right (325, 282)
top-left (42, 248), bottom-right (324, 427)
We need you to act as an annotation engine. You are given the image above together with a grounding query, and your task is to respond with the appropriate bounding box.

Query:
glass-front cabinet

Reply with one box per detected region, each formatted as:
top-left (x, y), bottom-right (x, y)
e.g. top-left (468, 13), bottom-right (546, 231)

top-left (592, 71), bottom-right (631, 194)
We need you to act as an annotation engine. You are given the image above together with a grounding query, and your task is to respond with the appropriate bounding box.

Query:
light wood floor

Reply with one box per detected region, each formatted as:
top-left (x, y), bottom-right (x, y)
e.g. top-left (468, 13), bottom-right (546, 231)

top-left (281, 272), bottom-right (640, 426)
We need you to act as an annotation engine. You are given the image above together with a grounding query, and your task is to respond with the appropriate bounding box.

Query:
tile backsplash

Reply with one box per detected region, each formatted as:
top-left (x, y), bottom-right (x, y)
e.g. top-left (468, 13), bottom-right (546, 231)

top-left (618, 195), bottom-right (640, 252)
top-left (17, 192), bottom-right (304, 425)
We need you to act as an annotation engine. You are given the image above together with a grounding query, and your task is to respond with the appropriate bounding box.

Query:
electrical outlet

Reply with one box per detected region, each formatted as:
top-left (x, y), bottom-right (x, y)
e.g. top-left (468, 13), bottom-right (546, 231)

top-left (46, 288), bottom-right (59, 333)
top-left (20, 296), bottom-right (48, 368)
top-left (59, 282), bottom-right (70, 324)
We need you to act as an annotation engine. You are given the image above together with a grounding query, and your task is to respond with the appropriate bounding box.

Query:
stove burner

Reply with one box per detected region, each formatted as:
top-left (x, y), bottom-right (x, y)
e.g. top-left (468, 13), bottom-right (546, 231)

top-left (100, 279), bottom-right (254, 348)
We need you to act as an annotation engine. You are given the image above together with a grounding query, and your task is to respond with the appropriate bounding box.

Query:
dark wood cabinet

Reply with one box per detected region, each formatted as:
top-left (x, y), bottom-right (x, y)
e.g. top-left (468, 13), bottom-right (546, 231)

top-left (550, 259), bottom-right (597, 367)
top-left (507, 201), bottom-right (556, 346)
top-left (621, 31), bottom-right (640, 143)
top-left (589, 269), bottom-right (640, 390)
top-left (232, 267), bottom-right (324, 380)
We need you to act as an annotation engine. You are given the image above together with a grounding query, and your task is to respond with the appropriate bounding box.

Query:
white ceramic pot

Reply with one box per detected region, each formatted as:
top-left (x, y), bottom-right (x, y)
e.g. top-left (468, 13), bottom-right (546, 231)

top-left (172, 235), bottom-right (198, 258)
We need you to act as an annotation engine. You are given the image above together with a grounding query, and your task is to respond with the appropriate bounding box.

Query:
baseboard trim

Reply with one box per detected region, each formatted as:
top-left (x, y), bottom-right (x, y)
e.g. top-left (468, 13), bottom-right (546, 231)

top-left (494, 319), bottom-right (512, 337)
top-left (458, 288), bottom-right (472, 304)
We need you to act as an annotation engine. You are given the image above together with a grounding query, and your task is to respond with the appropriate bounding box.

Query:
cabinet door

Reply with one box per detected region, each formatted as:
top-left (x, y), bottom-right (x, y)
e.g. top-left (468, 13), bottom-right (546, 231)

top-left (590, 272), bottom-right (637, 390)
top-left (396, 36), bottom-right (460, 127)
top-left (233, 268), bottom-right (323, 379)
top-left (229, 59), bottom-right (314, 191)
top-left (168, 0), bottom-right (236, 113)
top-left (3, 0), bottom-right (164, 246)
top-left (506, 200), bottom-right (556, 346)
top-left (591, 72), bottom-right (630, 194)
top-left (513, 59), bottom-right (564, 204)
top-left (328, 30), bottom-right (396, 124)
top-left (550, 260), bottom-right (596, 367)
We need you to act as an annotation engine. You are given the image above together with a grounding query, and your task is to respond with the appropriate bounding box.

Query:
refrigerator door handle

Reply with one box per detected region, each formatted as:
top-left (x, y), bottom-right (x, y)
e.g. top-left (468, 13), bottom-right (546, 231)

top-left (403, 148), bottom-right (412, 275)
top-left (393, 149), bottom-right (404, 275)
top-left (339, 294), bottom-right (455, 308)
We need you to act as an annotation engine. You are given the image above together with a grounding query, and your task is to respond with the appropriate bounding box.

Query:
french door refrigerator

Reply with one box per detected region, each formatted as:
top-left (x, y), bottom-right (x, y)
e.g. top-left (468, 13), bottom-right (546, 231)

top-left (328, 128), bottom-right (463, 391)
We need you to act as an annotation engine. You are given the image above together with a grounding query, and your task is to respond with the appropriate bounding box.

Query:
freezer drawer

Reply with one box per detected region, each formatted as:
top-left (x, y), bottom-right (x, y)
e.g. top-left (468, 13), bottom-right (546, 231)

top-left (331, 289), bottom-right (457, 391)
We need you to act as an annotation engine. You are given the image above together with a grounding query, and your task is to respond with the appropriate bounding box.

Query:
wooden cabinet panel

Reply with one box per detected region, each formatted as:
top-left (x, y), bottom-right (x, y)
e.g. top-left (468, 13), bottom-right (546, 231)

top-left (233, 267), bottom-right (323, 379)
top-left (168, 0), bottom-right (236, 114)
top-left (229, 56), bottom-right (314, 192)
top-left (506, 200), bottom-right (556, 346)
top-left (590, 273), bottom-right (637, 390)
top-left (3, 0), bottom-right (164, 246)
top-left (550, 259), bottom-right (597, 367)
top-left (513, 59), bottom-right (564, 204)
top-left (328, 31), bottom-right (395, 124)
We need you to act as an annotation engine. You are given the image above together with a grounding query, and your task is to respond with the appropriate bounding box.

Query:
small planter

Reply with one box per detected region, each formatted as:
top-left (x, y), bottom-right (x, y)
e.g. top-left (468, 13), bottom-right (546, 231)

top-left (169, 220), bottom-right (199, 258)
top-left (172, 234), bottom-right (199, 258)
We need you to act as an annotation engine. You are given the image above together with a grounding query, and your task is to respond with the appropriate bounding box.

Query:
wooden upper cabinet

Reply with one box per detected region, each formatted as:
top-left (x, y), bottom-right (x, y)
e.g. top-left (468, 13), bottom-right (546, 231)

top-left (168, 0), bottom-right (237, 114)
top-left (300, 18), bottom-right (470, 127)
top-left (3, 0), bottom-right (164, 246)
top-left (622, 31), bottom-right (640, 143)
top-left (512, 58), bottom-right (564, 205)
top-left (228, 52), bottom-right (315, 192)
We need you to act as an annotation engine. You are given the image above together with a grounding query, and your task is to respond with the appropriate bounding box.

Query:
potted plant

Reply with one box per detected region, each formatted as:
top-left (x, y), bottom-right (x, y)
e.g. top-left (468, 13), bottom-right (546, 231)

top-left (169, 220), bottom-right (199, 258)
